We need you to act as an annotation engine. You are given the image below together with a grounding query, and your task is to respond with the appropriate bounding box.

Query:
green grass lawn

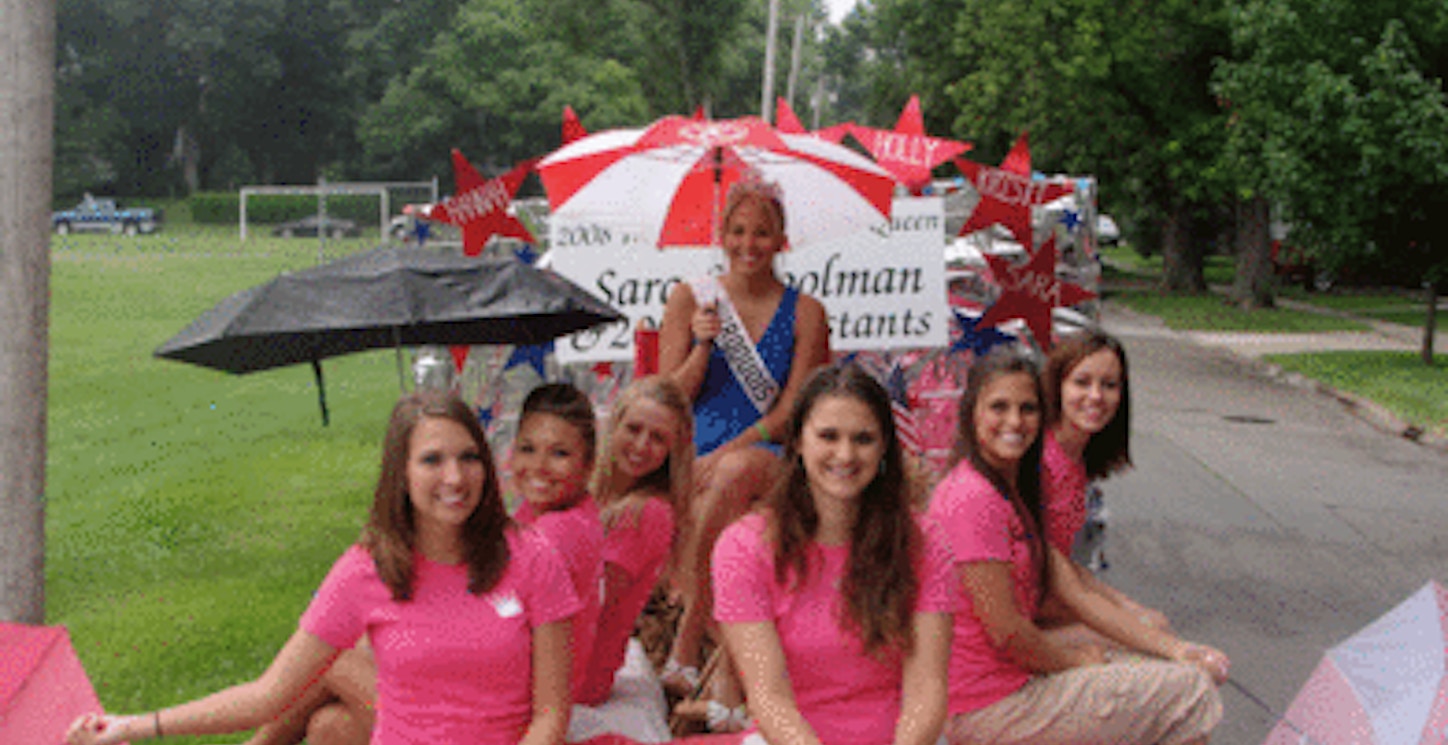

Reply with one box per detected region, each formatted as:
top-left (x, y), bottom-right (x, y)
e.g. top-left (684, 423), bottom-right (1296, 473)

top-left (1109, 290), bottom-right (1369, 332)
top-left (49, 226), bottom-right (399, 741)
top-left (1263, 351), bottom-right (1448, 438)
top-left (1098, 243), bottom-right (1235, 286)
top-left (1278, 287), bottom-right (1438, 329)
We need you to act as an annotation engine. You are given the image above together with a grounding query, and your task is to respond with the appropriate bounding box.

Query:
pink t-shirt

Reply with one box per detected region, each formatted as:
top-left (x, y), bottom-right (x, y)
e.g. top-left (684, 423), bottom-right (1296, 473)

top-left (926, 462), bottom-right (1041, 714)
top-left (579, 496), bottom-right (675, 705)
top-left (712, 513), bottom-right (956, 745)
top-left (1041, 429), bottom-right (1089, 556)
top-left (299, 529), bottom-right (582, 745)
top-left (514, 496), bottom-right (605, 702)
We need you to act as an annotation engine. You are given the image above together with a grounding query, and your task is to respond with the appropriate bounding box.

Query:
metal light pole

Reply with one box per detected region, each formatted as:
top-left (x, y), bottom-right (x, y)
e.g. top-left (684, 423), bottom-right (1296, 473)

top-left (0, 0), bottom-right (56, 623)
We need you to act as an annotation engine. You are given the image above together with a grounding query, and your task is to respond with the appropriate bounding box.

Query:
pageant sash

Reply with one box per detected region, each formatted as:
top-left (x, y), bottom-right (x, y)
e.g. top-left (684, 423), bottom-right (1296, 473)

top-left (690, 276), bottom-right (780, 417)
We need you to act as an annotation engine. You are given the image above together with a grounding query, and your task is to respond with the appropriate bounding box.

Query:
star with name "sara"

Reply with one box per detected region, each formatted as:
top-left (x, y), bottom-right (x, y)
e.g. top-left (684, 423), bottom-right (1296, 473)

top-left (978, 235), bottom-right (1096, 348)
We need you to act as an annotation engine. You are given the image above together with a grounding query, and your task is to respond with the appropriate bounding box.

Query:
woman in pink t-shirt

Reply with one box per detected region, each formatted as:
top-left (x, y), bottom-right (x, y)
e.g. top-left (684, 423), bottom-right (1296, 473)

top-left (578, 377), bottom-right (693, 706)
top-left (510, 383), bottom-right (608, 706)
top-left (713, 364), bottom-right (955, 745)
top-left (66, 391), bottom-right (579, 745)
top-left (928, 348), bottom-right (1225, 745)
top-left (1040, 330), bottom-right (1177, 641)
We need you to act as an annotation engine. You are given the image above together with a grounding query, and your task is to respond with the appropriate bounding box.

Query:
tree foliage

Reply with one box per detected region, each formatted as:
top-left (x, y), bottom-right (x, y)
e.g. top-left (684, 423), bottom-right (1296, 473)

top-left (55, 0), bottom-right (820, 196)
top-left (1215, 0), bottom-right (1448, 286)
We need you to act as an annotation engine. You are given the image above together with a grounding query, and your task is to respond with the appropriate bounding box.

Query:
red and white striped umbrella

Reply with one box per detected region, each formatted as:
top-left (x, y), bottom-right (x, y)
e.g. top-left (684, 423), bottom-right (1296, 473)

top-left (1262, 581), bottom-right (1448, 745)
top-left (537, 115), bottom-right (895, 248)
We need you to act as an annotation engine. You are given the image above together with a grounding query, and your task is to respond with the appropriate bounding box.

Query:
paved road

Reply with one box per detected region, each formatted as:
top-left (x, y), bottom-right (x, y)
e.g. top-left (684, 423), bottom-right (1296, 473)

top-left (1097, 303), bottom-right (1448, 744)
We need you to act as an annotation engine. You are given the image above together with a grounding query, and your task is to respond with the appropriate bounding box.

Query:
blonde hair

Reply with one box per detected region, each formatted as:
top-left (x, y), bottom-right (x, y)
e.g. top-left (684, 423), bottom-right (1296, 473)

top-left (591, 376), bottom-right (694, 513)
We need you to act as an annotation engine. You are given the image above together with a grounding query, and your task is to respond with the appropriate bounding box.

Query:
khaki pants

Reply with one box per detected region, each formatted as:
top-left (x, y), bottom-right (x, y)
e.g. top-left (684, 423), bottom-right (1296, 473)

top-left (946, 659), bottom-right (1221, 745)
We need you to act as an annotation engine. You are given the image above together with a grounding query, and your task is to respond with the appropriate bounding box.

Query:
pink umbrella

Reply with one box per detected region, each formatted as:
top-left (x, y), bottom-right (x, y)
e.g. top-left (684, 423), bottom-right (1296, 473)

top-left (537, 115), bottom-right (894, 249)
top-left (0, 623), bottom-right (106, 744)
top-left (1263, 581), bottom-right (1448, 745)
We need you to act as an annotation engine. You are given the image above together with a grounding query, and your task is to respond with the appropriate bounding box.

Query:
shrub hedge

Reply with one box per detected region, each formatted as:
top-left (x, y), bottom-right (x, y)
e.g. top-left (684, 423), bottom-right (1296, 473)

top-left (189, 192), bottom-right (390, 225)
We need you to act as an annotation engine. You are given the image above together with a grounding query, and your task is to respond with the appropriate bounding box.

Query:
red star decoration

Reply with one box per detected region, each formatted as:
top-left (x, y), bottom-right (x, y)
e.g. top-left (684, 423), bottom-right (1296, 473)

top-left (561, 105), bottom-right (587, 145)
top-left (847, 95), bottom-right (971, 194)
top-left (427, 150), bottom-right (536, 257)
top-left (955, 131), bottom-right (1073, 247)
top-left (775, 97), bottom-right (806, 133)
top-left (978, 235), bottom-right (1096, 348)
top-left (775, 97), bottom-right (851, 143)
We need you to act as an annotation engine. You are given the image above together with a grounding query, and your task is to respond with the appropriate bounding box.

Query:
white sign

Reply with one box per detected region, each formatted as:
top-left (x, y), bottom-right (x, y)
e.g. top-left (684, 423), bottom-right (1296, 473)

top-left (551, 197), bottom-right (948, 363)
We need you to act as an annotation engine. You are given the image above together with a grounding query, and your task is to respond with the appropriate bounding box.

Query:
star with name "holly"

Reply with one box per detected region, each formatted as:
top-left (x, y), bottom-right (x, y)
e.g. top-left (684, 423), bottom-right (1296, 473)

top-left (848, 95), bottom-right (971, 194)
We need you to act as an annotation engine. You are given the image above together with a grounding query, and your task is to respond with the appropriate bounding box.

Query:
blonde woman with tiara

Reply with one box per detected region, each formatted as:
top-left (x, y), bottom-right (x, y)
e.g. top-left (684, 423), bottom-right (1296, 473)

top-left (658, 170), bottom-right (833, 709)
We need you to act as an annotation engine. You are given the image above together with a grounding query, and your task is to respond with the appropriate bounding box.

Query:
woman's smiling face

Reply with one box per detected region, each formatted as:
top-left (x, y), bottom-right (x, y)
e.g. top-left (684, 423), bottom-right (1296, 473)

top-left (610, 397), bottom-right (679, 482)
top-left (1058, 348), bottom-right (1124, 438)
top-left (973, 371), bottom-right (1042, 473)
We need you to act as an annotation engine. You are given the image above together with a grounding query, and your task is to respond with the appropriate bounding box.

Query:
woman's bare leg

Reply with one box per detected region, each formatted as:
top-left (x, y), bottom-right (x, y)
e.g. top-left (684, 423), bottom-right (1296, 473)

top-left (665, 448), bottom-right (777, 694)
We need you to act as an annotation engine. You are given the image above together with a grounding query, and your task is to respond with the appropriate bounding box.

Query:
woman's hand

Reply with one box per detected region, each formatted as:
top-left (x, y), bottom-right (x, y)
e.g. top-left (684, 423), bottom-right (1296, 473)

top-left (690, 301), bottom-right (721, 345)
top-left (66, 713), bottom-right (136, 745)
top-left (1175, 642), bottom-right (1230, 685)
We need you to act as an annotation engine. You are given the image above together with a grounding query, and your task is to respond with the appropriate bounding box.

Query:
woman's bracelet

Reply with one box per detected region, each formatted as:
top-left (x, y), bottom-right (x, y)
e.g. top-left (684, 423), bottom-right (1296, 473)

top-left (754, 421), bottom-right (771, 443)
top-left (153, 710), bottom-right (163, 739)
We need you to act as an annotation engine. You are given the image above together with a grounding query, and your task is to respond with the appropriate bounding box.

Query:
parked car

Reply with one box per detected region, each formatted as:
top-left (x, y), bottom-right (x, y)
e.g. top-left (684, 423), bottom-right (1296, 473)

top-left (272, 215), bottom-right (361, 239)
top-left (1096, 214), bottom-right (1121, 245)
top-left (53, 194), bottom-right (163, 235)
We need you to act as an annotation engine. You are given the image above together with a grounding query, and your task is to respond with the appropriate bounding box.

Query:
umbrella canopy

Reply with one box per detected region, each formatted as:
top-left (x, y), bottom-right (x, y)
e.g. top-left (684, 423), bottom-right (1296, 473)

top-left (157, 246), bottom-right (623, 374)
top-left (1262, 581), bottom-right (1448, 745)
top-left (537, 115), bottom-right (895, 248)
top-left (156, 246), bottom-right (624, 424)
top-left (0, 623), bottom-right (105, 745)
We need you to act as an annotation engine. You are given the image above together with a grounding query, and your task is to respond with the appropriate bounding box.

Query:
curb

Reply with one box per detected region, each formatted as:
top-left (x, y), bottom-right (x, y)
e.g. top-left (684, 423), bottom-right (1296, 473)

top-left (1254, 358), bottom-right (1448, 454)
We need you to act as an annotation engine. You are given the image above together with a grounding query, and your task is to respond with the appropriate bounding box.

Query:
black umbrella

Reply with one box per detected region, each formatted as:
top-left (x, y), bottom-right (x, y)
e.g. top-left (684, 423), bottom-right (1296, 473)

top-left (155, 246), bottom-right (624, 424)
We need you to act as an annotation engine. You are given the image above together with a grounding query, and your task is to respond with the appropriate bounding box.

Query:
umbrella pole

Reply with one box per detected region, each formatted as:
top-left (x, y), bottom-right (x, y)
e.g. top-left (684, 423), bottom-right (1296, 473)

top-left (394, 327), bottom-right (407, 392)
top-left (312, 360), bottom-right (330, 426)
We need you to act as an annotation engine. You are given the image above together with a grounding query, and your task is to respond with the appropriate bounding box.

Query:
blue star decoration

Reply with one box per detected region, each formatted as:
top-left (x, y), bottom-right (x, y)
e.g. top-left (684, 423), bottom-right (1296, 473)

top-left (505, 341), bottom-right (551, 378)
top-left (477, 402), bottom-right (496, 428)
top-left (513, 244), bottom-right (539, 266)
top-left (951, 309), bottom-right (1015, 357)
top-left (1059, 209), bottom-right (1082, 232)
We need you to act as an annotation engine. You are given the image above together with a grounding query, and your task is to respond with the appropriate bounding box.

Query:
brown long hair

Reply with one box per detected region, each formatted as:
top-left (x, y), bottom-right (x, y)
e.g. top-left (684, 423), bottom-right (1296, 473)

top-left (590, 376), bottom-right (694, 513)
top-left (954, 347), bottom-right (1047, 585)
top-left (771, 363), bottom-right (920, 656)
top-left (361, 391), bottom-right (510, 601)
top-left (1045, 328), bottom-right (1132, 479)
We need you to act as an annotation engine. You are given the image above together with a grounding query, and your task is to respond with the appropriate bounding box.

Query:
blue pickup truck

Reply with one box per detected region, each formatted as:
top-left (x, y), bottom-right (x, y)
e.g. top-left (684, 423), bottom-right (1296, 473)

top-left (52, 194), bottom-right (163, 235)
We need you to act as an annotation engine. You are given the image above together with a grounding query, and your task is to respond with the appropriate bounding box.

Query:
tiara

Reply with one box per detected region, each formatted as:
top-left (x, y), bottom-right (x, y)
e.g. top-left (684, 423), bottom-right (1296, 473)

top-left (728, 168), bottom-right (785, 205)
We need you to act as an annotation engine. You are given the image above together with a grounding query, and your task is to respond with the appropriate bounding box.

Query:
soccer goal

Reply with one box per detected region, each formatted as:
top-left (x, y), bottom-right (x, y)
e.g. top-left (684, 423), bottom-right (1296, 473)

top-left (238, 179), bottom-right (439, 242)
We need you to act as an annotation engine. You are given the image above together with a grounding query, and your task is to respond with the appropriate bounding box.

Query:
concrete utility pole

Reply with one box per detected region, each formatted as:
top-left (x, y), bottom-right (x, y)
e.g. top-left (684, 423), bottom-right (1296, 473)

top-left (785, 14), bottom-right (806, 111)
top-left (0, 0), bottom-right (56, 624)
top-left (761, 0), bottom-right (780, 122)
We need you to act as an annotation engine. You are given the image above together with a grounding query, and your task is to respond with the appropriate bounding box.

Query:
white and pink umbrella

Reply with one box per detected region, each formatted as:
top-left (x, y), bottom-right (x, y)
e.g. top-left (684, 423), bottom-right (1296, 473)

top-left (537, 115), bottom-right (895, 249)
top-left (1263, 581), bottom-right (1448, 745)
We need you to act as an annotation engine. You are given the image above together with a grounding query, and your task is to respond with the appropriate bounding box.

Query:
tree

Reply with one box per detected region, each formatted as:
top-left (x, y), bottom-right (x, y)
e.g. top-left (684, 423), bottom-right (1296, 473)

top-left (357, 0), bottom-right (651, 178)
top-left (1215, 0), bottom-right (1448, 357)
top-left (862, 0), bottom-right (1234, 293)
top-left (1, 0), bottom-right (54, 624)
